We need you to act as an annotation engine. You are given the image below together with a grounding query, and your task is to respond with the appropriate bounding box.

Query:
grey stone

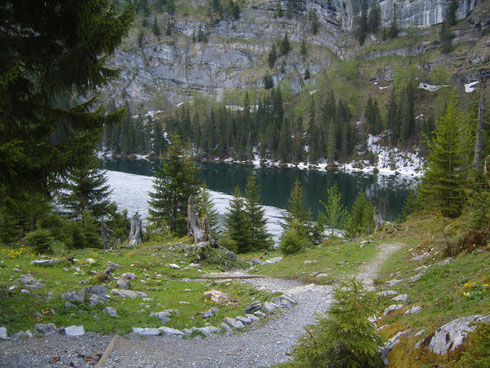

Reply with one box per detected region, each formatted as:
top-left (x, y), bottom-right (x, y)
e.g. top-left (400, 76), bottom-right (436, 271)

top-left (13, 330), bottom-right (32, 339)
top-left (383, 304), bottom-right (405, 316)
top-left (223, 317), bottom-right (244, 329)
top-left (245, 314), bottom-right (260, 322)
top-left (195, 326), bottom-right (219, 337)
top-left (235, 316), bottom-right (252, 325)
top-left (35, 323), bottom-right (58, 335)
top-left (158, 326), bottom-right (184, 336)
top-left (408, 271), bottom-right (426, 283)
top-left (103, 307), bottom-right (119, 318)
top-left (360, 240), bottom-right (371, 248)
top-left (0, 327), bottom-right (7, 340)
top-left (150, 312), bottom-right (171, 323)
top-left (336, 260), bottom-right (347, 265)
top-left (121, 272), bottom-right (137, 280)
top-left (380, 329), bottom-right (412, 365)
top-left (220, 322), bottom-right (231, 331)
top-left (392, 294), bottom-right (409, 302)
top-left (249, 258), bottom-right (263, 266)
top-left (244, 301), bottom-right (262, 314)
top-left (262, 301), bottom-right (279, 314)
top-left (133, 327), bottom-right (160, 336)
top-left (253, 311), bottom-right (267, 318)
top-left (202, 307), bottom-right (218, 319)
top-left (404, 305), bottom-right (423, 315)
top-left (182, 328), bottom-right (194, 334)
top-left (20, 274), bottom-right (44, 290)
top-left (112, 289), bottom-right (146, 298)
top-left (30, 259), bottom-right (57, 266)
top-left (428, 315), bottom-right (490, 355)
top-left (378, 290), bottom-right (398, 297)
top-left (88, 294), bottom-right (105, 307)
top-left (386, 279), bottom-right (403, 286)
top-left (62, 291), bottom-right (84, 303)
top-left (303, 260), bottom-right (318, 265)
top-left (84, 285), bottom-right (107, 297)
top-left (169, 264), bottom-right (180, 269)
top-left (64, 326), bottom-right (85, 336)
top-left (106, 261), bottom-right (121, 271)
top-left (316, 273), bottom-right (329, 279)
top-left (116, 277), bottom-right (130, 290)
top-left (64, 302), bottom-right (76, 308)
top-left (264, 257), bottom-right (282, 264)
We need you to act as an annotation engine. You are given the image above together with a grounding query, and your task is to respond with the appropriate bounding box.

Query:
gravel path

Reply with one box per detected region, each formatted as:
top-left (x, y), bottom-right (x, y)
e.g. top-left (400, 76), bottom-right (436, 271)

top-left (0, 243), bottom-right (401, 368)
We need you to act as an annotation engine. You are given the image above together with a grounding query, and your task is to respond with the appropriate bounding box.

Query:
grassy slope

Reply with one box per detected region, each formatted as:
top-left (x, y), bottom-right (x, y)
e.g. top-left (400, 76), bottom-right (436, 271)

top-left (0, 240), bottom-right (275, 336)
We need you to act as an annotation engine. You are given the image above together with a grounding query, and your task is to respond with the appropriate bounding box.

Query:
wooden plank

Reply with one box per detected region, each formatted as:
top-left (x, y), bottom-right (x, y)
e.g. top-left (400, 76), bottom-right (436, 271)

top-left (95, 335), bottom-right (118, 368)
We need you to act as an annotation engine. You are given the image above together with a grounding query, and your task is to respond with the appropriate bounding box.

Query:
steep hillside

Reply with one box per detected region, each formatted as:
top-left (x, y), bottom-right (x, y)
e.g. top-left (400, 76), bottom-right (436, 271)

top-left (101, 0), bottom-right (488, 110)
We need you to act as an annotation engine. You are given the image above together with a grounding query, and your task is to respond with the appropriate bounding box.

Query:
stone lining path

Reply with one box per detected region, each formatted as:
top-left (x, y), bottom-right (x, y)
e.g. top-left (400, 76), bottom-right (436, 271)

top-left (0, 243), bottom-right (401, 368)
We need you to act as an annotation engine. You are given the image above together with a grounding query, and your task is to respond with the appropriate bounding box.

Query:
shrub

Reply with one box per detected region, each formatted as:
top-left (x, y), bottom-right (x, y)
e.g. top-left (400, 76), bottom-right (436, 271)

top-left (292, 278), bottom-right (384, 367)
top-left (22, 229), bottom-right (54, 253)
top-left (279, 225), bottom-right (310, 256)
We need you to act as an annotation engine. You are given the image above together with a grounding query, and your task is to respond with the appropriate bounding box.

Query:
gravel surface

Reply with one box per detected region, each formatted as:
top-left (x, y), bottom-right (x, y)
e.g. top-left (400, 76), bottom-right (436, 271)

top-left (0, 243), bottom-right (401, 368)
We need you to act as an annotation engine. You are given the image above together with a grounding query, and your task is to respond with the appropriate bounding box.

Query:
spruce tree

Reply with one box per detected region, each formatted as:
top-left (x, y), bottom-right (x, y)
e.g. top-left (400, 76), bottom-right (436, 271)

top-left (148, 135), bottom-right (200, 235)
top-left (280, 33), bottom-right (291, 56)
top-left (346, 191), bottom-right (375, 237)
top-left (224, 186), bottom-right (251, 253)
top-left (293, 278), bottom-right (384, 367)
top-left (418, 101), bottom-right (465, 218)
top-left (282, 180), bottom-right (313, 237)
top-left (197, 183), bottom-right (220, 236)
top-left (447, 0), bottom-right (458, 26)
top-left (320, 183), bottom-right (348, 237)
top-left (368, 0), bottom-right (381, 34)
top-left (245, 175), bottom-right (272, 251)
top-left (58, 156), bottom-right (112, 221)
top-left (268, 44), bottom-right (277, 68)
top-left (0, 0), bottom-right (133, 235)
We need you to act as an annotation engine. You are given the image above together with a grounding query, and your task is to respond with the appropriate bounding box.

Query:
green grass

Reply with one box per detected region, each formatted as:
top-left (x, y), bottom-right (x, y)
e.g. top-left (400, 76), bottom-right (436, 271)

top-left (0, 241), bottom-right (273, 335)
top-left (249, 239), bottom-right (379, 284)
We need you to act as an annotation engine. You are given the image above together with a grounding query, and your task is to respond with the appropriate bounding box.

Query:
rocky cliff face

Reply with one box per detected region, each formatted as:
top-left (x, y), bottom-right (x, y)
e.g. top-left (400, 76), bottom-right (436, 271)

top-left (103, 0), bottom-right (486, 109)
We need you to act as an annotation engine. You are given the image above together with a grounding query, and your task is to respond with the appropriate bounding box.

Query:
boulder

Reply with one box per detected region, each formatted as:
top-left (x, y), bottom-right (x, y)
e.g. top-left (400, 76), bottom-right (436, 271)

top-left (392, 294), bottom-right (409, 302)
top-left (316, 273), bottom-right (329, 279)
top-left (112, 289), bottom-right (146, 298)
top-left (245, 314), bottom-right (260, 322)
top-left (235, 316), bottom-right (252, 325)
top-left (223, 317), bottom-right (244, 329)
top-left (203, 289), bottom-right (238, 307)
top-left (386, 279), bottom-right (403, 286)
top-left (244, 301), bottom-right (262, 314)
top-left (103, 307), bottom-right (119, 318)
top-left (428, 314), bottom-right (490, 355)
top-left (380, 329), bottom-right (412, 365)
top-left (202, 307), bottom-right (218, 319)
top-left (132, 327), bottom-right (160, 336)
top-left (0, 327), bottom-right (7, 340)
top-left (106, 261), bottom-right (121, 272)
top-left (150, 312), bottom-right (170, 324)
top-left (408, 271), bottom-right (426, 283)
top-left (116, 277), bottom-right (130, 290)
top-left (30, 259), bottom-right (58, 266)
top-left (158, 326), bottom-right (184, 337)
top-left (253, 311), bottom-right (267, 318)
top-left (88, 294), bottom-right (105, 307)
top-left (20, 274), bottom-right (44, 290)
top-left (377, 290), bottom-right (398, 297)
top-left (195, 326), bottom-right (219, 337)
top-left (64, 326), bottom-right (85, 336)
top-left (262, 301), bottom-right (279, 314)
top-left (264, 257), bottom-right (283, 264)
top-left (404, 305), bottom-right (423, 315)
top-left (383, 304), bottom-right (404, 316)
top-left (35, 323), bottom-right (58, 335)
top-left (62, 291), bottom-right (84, 303)
top-left (303, 260), bottom-right (318, 265)
top-left (120, 272), bottom-right (137, 280)
top-left (169, 264), bottom-right (180, 269)
top-left (84, 285), bottom-right (107, 297)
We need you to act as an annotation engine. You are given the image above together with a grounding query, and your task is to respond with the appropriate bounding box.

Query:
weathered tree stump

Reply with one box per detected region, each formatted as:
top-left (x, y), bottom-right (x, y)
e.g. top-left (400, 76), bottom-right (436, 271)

top-left (128, 212), bottom-right (143, 248)
top-left (374, 208), bottom-right (385, 231)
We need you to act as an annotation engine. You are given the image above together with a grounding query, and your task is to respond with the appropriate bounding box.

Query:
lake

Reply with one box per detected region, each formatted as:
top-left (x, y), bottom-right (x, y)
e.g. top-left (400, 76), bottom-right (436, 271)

top-left (102, 158), bottom-right (416, 222)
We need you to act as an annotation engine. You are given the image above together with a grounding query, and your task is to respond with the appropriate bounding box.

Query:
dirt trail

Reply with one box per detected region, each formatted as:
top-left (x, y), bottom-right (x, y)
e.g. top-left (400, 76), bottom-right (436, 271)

top-left (0, 243), bottom-right (402, 368)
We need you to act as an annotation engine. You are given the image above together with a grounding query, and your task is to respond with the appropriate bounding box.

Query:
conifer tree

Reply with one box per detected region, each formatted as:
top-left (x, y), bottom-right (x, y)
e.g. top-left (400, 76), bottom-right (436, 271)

top-left (245, 175), bottom-right (272, 251)
top-left (346, 191), bottom-right (375, 237)
top-left (224, 186), bottom-right (251, 253)
top-left (293, 278), bottom-right (384, 367)
top-left (58, 156), bottom-right (112, 221)
top-left (280, 33), bottom-right (291, 56)
top-left (320, 183), bottom-right (348, 237)
top-left (447, 0), bottom-right (458, 26)
top-left (418, 101), bottom-right (465, 218)
top-left (0, 0), bottom-right (133, 235)
top-left (356, 0), bottom-right (368, 45)
top-left (368, 0), bottom-right (381, 34)
top-left (389, 3), bottom-right (399, 38)
top-left (197, 183), bottom-right (220, 236)
top-left (282, 180), bottom-right (313, 237)
top-left (148, 135), bottom-right (200, 235)
top-left (268, 44), bottom-right (277, 68)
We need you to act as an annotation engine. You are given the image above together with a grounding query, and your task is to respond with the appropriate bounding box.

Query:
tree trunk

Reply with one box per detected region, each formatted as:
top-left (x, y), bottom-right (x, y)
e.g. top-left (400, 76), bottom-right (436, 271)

top-left (472, 76), bottom-right (486, 170)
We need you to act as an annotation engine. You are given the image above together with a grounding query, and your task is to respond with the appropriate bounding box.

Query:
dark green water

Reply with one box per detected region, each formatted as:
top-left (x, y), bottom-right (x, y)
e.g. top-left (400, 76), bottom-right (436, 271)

top-left (102, 158), bottom-right (415, 221)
